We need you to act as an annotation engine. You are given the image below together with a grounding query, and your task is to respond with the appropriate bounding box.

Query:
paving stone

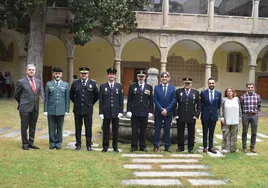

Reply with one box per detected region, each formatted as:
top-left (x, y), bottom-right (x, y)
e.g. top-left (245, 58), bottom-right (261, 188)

top-left (188, 179), bottom-right (227, 186)
top-left (0, 129), bottom-right (20, 138)
top-left (92, 148), bottom-right (122, 152)
top-left (133, 171), bottom-right (211, 177)
top-left (16, 128), bottom-right (44, 140)
top-left (171, 154), bottom-right (203, 158)
top-left (207, 150), bottom-right (225, 158)
top-left (246, 153), bottom-right (259, 156)
top-left (257, 133), bottom-right (268, 138)
top-left (198, 133), bottom-right (203, 136)
top-left (195, 137), bottom-right (203, 144)
top-left (122, 154), bottom-right (163, 158)
top-left (196, 129), bottom-right (202, 133)
top-left (62, 130), bottom-right (73, 137)
top-left (247, 134), bottom-right (263, 142)
top-left (0, 127), bottom-right (11, 134)
top-left (123, 164), bottom-right (152, 169)
top-left (215, 145), bottom-right (222, 151)
top-left (132, 158), bottom-right (199, 163)
top-left (122, 179), bottom-right (182, 186)
top-left (160, 164), bottom-right (208, 169)
top-left (215, 134), bottom-right (223, 140)
top-left (38, 132), bottom-right (49, 139)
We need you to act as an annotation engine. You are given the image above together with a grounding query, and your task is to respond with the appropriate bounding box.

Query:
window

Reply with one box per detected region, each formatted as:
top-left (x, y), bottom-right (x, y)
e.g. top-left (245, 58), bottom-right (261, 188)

top-left (227, 52), bottom-right (243, 73)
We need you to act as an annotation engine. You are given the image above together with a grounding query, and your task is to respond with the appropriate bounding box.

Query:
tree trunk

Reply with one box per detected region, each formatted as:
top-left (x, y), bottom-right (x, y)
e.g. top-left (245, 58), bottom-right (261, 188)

top-left (27, 5), bottom-right (47, 101)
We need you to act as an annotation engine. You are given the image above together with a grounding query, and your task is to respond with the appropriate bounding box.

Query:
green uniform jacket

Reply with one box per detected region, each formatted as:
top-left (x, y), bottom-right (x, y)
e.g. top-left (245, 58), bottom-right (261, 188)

top-left (44, 80), bottom-right (70, 116)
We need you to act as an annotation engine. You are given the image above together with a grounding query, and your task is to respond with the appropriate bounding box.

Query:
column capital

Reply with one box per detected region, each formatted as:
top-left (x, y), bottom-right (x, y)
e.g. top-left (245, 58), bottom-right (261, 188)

top-left (249, 64), bottom-right (257, 68)
top-left (66, 56), bottom-right (74, 60)
top-left (253, 0), bottom-right (260, 3)
top-left (114, 58), bottom-right (121, 62)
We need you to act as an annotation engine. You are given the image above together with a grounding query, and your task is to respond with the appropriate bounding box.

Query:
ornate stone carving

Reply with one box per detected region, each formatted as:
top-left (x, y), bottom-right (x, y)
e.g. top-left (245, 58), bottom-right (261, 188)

top-left (113, 34), bottom-right (122, 46)
top-left (147, 68), bottom-right (159, 90)
top-left (160, 34), bottom-right (168, 48)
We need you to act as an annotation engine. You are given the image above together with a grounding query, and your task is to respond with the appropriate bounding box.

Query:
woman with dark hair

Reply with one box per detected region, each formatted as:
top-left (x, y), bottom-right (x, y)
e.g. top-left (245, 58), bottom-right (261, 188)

top-left (220, 88), bottom-right (241, 153)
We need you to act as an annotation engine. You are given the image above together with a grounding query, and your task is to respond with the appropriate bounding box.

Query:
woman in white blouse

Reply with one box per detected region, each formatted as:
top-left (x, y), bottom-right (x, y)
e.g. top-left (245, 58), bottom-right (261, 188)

top-left (220, 88), bottom-right (241, 153)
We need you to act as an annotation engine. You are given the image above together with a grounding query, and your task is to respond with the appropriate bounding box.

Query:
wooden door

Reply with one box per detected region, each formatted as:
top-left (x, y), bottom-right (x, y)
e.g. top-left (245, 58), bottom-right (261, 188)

top-left (257, 76), bottom-right (268, 99)
top-left (43, 66), bottom-right (52, 89)
top-left (123, 67), bottom-right (134, 96)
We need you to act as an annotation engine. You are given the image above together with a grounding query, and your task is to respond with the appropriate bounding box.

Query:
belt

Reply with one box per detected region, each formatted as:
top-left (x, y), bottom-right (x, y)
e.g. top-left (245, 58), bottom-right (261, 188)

top-left (245, 112), bottom-right (258, 115)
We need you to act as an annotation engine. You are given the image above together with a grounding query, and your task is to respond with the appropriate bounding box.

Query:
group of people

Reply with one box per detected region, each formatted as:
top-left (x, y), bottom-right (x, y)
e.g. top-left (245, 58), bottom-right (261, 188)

top-left (14, 64), bottom-right (262, 154)
top-left (0, 71), bottom-right (13, 98)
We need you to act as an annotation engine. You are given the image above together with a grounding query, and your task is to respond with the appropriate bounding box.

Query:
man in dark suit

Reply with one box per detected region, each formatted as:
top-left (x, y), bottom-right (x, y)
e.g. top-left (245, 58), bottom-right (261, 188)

top-left (175, 77), bottom-right (201, 153)
top-left (127, 70), bottom-right (154, 152)
top-left (14, 64), bottom-right (41, 150)
top-left (153, 71), bottom-right (176, 152)
top-left (70, 67), bottom-right (99, 151)
top-left (200, 78), bottom-right (222, 154)
top-left (99, 68), bottom-right (124, 152)
top-left (44, 67), bottom-right (70, 150)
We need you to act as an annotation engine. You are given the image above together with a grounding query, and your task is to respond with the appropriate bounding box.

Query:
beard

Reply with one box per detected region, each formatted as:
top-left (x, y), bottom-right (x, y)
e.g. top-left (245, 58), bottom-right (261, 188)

top-left (209, 86), bottom-right (214, 90)
top-left (55, 77), bottom-right (60, 81)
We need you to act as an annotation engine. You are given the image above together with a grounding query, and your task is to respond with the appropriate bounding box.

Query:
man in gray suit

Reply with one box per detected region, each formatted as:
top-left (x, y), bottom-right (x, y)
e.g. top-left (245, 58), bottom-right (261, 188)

top-left (14, 64), bottom-right (41, 150)
top-left (44, 67), bottom-right (70, 150)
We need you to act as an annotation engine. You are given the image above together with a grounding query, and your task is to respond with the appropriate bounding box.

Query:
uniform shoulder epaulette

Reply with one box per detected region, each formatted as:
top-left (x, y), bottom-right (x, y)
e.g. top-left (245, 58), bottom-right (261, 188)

top-left (117, 83), bottom-right (122, 85)
top-left (131, 82), bottom-right (136, 85)
top-left (90, 79), bottom-right (96, 82)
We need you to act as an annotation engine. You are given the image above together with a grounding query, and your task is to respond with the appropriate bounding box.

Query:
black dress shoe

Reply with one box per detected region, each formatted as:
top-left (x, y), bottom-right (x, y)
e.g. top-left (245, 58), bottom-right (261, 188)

top-left (75, 145), bottom-right (81, 150)
top-left (49, 147), bottom-right (55, 150)
top-left (176, 148), bottom-right (184, 152)
top-left (130, 148), bottom-right (137, 152)
top-left (203, 148), bottom-right (208, 153)
top-left (208, 148), bottom-right (217, 154)
top-left (113, 148), bottom-right (119, 153)
top-left (28, 145), bottom-right (40, 149)
top-left (22, 146), bottom-right (29, 150)
top-left (188, 150), bottom-right (194, 154)
top-left (140, 148), bottom-right (148, 152)
top-left (87, 146), bottom-right (92, 151)
top-left (56, 146), bottom-right (61, 150)
top-left (102, 148), bottom-right (108, 152)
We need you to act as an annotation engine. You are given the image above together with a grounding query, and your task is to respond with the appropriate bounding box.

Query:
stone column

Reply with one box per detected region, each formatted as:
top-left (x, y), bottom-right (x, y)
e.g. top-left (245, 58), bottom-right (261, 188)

top-left (162, 0), bottom-right (169, 28)
top-left (66, 56), bottom-right (74, 85)
top-left (160, 61), bottom-right (167, 74)
top-left (114, 58), bottom-right (121, 83)
top-left (248, 64), bottom-right (256, 83)
top-left (19, 56), bottom-right (27, 78)
top-left (204, 64), bottom-right (212, 88)
top-left (208, 0), bottom-right (214, 31)
top-left (252, 0), bottom-right (260, 32)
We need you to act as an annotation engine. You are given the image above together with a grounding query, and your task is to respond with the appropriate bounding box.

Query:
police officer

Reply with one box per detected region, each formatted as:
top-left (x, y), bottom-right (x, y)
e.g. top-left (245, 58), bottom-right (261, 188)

top-left (70, 67), bottom-right (99, 151)
top-left (175, 77), bottom-right (201, 153)
top-left (99, 68), bottom-right (123, 152)
top-left (44, 67), bottom-right (70, 149)
top-left (127, 70), bottom-right (154, 152)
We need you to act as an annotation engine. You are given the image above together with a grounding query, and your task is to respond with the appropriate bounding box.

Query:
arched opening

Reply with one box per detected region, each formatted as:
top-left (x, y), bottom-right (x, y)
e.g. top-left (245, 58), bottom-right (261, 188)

top-left (121, 38), bottom-right (160, 95)
top-left (74, 37), bottom-right (115, 84)
top-left (256, 45), bottom-right (268, 99)
top-left (213, 41), bottom-right (250, 95)
top-left (167, 40), bottom-right (208, 89)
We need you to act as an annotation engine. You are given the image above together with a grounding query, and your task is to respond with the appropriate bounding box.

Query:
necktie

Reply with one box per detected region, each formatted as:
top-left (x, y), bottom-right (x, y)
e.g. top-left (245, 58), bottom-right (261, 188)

top-left (186, 89), bottom-right (189, 96)
top-left (163, 85), bottom-right (167, 97)
top-left (210, 90), bottom-right (213, 103)
top-left (56, 81), bottom-right (59, 86)
top-left (139, 84), bottom-right (142, 91)
top-left (82, 80), bottom-right (86, 86)
top-left (110, 84), bottom-right (113, 89)
top-left (30, 78), bottom-right (36, 93)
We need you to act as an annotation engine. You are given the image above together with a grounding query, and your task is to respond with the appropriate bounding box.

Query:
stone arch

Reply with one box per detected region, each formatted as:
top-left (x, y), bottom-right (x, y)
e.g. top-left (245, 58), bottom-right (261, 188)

top-left (120, 32), bottom-right (161, 59)
top-left (46, 29), bottom-right (69, 55)
top-left (211, 38), bottom-right (253, 65)
top-left (168, 38), bottom-right (209, 63)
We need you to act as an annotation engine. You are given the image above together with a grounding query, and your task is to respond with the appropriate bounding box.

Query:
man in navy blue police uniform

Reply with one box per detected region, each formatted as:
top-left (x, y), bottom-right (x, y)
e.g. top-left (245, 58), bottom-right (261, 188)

top-left (99, 68), bottom-right (124, 152)
top-left (70, 67), bottom-right (99, 151)
top-left (127, 70), bottom-right (154, 152)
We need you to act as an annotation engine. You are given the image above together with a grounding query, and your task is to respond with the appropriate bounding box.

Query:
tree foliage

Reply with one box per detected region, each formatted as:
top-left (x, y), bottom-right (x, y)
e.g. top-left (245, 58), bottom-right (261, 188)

top-left (0, 0), bottom-right (147, 45)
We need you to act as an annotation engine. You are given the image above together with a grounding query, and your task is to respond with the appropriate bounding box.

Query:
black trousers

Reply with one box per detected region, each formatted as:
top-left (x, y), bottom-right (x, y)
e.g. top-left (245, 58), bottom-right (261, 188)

top-left (102, 118), bottom-right (119, 149)
top-left (20, 111), bottom-right (39, 146)
top-left (131, 116), bottom-right (148, 150)
top-left (177, 121), bottom-right (195, 151)
top-left (74, 114), bottom-right (92, 147)
top-left (6, 84), bottom-right (11, 98)
top-left (202, 119), bottom-right (217, 149)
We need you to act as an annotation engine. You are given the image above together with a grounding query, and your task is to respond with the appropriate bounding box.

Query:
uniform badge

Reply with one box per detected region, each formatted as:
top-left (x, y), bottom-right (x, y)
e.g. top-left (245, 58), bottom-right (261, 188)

top-left (134, 88), bottom-right (137, 91)
top-left (116, 88), bottom-right (119, 94)
top-left (105, 87), bottom-right (107, 92)
top-left (193, 94), bottom-right (195, 99)
top-left (144, 89), bottom-right (150, 95)
top-left (89, 84), bottom-right (92, 88)
top-left (180, 92), bottom-right (183, 96)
